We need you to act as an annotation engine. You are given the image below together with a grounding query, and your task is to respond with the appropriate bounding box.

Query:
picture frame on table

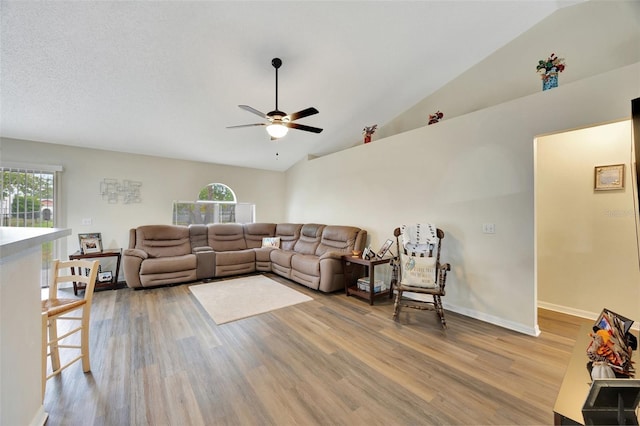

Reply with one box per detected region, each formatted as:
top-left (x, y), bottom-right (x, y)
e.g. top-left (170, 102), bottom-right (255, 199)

top-left (362, 247), bottom-right (371, 260)
top-left (78, 232), bottom-right (102, 254)
top-left (594, 164), bottom-right (624, 191)
top-left (595, 308), bottom-right (634, 335)
top-left (376, 239), bottom-right (394, 258)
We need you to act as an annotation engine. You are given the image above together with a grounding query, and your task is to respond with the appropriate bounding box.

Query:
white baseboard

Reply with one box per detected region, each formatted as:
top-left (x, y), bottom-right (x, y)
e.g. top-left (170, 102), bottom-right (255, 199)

top-left (537, 301), bottom-right (599, 320)
top-left (29, 406), bottom-right (48, 426)
top-left (537, 301), bottom-right (640, 331)
top-left (443, 302), bottom-right (541, 336)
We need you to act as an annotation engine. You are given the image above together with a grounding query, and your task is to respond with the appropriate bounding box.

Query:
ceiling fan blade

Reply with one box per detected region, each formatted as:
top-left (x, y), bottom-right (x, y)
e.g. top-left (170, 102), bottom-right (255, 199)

top-left (238, 105), bottom-right (269, 119)
top-left (285, 122), bottom-right (323, 133)
top-left (287, 107), bottom-right (319, 122)
top-left (226, 123), bottom-right (266, 129)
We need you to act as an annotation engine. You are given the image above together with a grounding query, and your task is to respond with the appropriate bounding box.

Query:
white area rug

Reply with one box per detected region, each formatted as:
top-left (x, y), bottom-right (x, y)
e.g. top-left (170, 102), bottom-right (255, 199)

top-left (189, 275), bottom-right (313, 325)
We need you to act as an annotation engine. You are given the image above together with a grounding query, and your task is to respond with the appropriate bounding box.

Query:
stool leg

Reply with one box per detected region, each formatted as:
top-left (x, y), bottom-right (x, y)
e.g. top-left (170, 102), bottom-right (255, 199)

top-left (80, 308), bottom-right (91, 372)
top-left (49, 317), bottom-right (60, 373)
top-left (41, 312), bottom-right (48, 401)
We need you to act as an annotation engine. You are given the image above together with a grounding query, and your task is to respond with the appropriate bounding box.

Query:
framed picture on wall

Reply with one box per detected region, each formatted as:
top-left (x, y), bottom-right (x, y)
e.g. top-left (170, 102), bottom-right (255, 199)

top-left (594, 164), bottom-right (624, 190)
top-left (78, 233), bottom-right (102, 254)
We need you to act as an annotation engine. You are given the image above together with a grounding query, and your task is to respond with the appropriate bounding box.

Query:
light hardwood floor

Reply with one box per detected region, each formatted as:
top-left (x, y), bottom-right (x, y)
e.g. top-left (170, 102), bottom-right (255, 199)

top-left (43, 274), bottom-right (591, 425)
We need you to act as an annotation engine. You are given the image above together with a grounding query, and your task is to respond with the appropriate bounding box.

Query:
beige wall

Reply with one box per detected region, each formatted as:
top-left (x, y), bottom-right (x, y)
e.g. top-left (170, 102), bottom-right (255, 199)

top-left (536, 120), bottom-right (640, 320)
top-left (285, 62), bottom-right (640, 334)
top-left (2, 0), bottom-right (638, 335)
top-left (2, 67), bottom-right (638, 335)
top-left (378, 0), bottom-right (640, 141)
top-left (0, 139), bottom-right (286, 278)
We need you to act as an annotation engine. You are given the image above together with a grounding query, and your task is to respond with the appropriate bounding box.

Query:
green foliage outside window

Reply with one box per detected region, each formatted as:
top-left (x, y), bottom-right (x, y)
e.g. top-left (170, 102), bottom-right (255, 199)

top-left (198, 183), bottom-right (235, 202)
top-left (12, 195), bottom-right (41, 214)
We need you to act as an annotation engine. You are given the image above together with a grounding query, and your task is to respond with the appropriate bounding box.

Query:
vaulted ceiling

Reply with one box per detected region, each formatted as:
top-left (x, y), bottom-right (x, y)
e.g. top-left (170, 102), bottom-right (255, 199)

top-left (1, 1), bottom-right (576, 171)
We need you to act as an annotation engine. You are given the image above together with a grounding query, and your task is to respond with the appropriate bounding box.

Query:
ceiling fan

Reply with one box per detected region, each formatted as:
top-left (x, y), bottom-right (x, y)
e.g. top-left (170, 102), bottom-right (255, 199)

top-left (227, 58), bottom-right (323, 139)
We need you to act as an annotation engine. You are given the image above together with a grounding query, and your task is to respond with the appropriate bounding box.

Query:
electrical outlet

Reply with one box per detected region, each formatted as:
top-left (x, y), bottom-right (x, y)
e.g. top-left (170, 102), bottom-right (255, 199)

top-left (82, 218), bottom-right (92, 225)
top-left (482, 223), bottom-right (495, 234)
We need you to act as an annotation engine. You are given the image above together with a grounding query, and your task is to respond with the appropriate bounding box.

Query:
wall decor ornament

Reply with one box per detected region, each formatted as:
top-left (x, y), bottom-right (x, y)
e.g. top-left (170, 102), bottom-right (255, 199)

top-left (363, 124), bottom-right (377, 144)
top-left (428, 111), bottom-right (444, 125)
top-left (536, 52), bottom-right (565, 91)
top-left (100, 178), bottom-right (142, 204)
top-left (594, 164), bottom-right (624, 191)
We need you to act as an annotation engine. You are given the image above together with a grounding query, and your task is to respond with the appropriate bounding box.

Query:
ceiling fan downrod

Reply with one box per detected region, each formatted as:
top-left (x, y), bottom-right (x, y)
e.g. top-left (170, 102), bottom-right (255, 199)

top-left (272, 57), bottom-right (283, 116)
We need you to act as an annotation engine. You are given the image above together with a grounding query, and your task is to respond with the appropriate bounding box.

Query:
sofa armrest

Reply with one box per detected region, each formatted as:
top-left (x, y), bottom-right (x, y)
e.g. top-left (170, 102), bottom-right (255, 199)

top-left (319, 251), bottom-right (348, 261)
top-left (124, 248), bottom-right (149, 260)
top-left (123, 249), bottom-right (147, 288)
top-left (194, 248), bottom-right (215, 280)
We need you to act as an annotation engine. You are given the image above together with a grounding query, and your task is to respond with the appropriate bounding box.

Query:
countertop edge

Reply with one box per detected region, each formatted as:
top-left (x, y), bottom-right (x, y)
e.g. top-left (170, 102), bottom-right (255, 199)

top-left (0, 227), bottom-right (72, 260)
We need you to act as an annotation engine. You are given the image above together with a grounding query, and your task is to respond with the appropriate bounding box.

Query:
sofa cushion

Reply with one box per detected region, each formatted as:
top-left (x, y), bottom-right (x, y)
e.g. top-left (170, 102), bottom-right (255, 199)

top-left (189, 224), bottom-right (209, 250)
top-left (293, 224), bottom-right (325, 255)
top-left (139, 254), bottom-right (197, 275)
top-left (291, 254), bottom-right (320, 277)
top-left (207, 223), bottom-right (247, 251)
top-left (254, 247), bottom-right (274, 263)
top-left (275, 223), bottom-right (302, 251)
top-left (315, 226), bottom-right (361, 256)
top-left (135, 225), bottom-right (192, 258)
top-left (215, 249), bottom-right (255, 266)
top-left (270, 249), bottom-right (296, 268)
top-left (214, 249), bottom-right (256, 277)
top-left (244, 223), bottom-right (276, 249)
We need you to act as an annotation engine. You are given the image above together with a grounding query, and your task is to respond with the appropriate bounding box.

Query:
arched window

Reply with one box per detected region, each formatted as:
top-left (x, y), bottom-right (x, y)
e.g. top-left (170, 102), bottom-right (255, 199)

top-left (198, 183), bottom-right (236, 203)
top-left (172, 183), bottom-right (254, 225)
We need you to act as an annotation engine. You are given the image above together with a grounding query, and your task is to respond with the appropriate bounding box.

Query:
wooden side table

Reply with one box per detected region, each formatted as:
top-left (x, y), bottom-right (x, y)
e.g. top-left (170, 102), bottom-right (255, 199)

top-left (68, 248), bottom-right (122, 295)
top-left (342, 254), bottom-right (392, 305)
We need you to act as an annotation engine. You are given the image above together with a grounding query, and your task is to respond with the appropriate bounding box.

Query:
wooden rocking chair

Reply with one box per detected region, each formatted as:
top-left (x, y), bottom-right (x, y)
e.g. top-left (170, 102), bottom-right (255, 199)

top-left (391, 224), bottom-right (451, 328)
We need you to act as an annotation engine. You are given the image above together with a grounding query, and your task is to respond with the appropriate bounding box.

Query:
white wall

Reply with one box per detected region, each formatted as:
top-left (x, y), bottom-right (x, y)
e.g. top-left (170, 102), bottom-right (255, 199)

top-left (0, 139), bottom-right (286, 278)
top-left (284, 62), bottom-right (640, 335)
top-left (536, 121), bottom-right (640, 320)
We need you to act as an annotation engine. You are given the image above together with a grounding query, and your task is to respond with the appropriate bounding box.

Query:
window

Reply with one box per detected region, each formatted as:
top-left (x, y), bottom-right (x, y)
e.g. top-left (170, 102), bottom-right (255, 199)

top-left (172, 183), bottom-right (255, 225)
top-left (1, 163), bottom-right (62, 286)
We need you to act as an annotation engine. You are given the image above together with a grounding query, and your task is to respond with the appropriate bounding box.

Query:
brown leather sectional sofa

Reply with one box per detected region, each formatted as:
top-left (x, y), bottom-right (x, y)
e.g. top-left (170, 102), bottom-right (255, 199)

top-left (123, 222), bottom-right (367, 292)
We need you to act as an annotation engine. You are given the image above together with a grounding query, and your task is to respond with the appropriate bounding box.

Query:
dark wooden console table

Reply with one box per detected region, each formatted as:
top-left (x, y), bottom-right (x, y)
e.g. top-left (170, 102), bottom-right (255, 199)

top-left (69, 248), bottom-right (122, 295)
top-left (342, 254), bottom-right (392, 305)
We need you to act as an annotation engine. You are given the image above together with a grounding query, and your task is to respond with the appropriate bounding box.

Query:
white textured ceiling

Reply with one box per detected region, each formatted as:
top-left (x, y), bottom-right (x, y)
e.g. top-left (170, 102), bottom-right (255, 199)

top-left (1, 1), bottom-right (568, 171)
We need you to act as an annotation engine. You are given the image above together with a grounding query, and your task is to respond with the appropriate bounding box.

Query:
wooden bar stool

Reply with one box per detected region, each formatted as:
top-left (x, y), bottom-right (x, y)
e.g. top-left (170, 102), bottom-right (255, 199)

top-left (41, 259), bottom-right (99, 399)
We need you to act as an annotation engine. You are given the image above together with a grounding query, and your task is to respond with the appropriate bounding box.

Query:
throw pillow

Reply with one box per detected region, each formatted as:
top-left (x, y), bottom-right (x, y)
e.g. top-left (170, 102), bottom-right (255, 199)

top-left (400, 252), bottom-right (437, 289)
top-left (262, 237), bottom-right (281, 248)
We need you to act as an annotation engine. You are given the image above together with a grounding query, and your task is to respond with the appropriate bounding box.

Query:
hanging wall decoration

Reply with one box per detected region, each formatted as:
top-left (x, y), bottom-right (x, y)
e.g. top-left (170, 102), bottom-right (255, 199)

top-left (363, 124), bottom-right (378, 144)
top-left (100, 178), bottom-right (142, 204)
top-left (536, 52), bottom-right (566, 91)
top-left (428, 111), bottom-right (444, 125)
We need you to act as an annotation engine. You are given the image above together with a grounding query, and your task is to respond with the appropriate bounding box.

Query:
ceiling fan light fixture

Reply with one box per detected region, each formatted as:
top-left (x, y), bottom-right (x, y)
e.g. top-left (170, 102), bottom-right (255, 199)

top-left (266, 123), bottom-right (288, 139)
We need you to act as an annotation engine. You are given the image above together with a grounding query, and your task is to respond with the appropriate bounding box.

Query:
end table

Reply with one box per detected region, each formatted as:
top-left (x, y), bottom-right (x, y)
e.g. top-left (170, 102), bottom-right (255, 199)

top-left (68, 248), bottom-right (122, 295)
top-left (342, 254), bottom-right (392, 305)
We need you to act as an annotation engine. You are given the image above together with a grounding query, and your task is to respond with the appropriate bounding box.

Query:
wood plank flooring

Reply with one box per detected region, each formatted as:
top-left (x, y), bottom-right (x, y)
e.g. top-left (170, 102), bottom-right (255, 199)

top-left (43, 274), bottom-right (591, 425)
